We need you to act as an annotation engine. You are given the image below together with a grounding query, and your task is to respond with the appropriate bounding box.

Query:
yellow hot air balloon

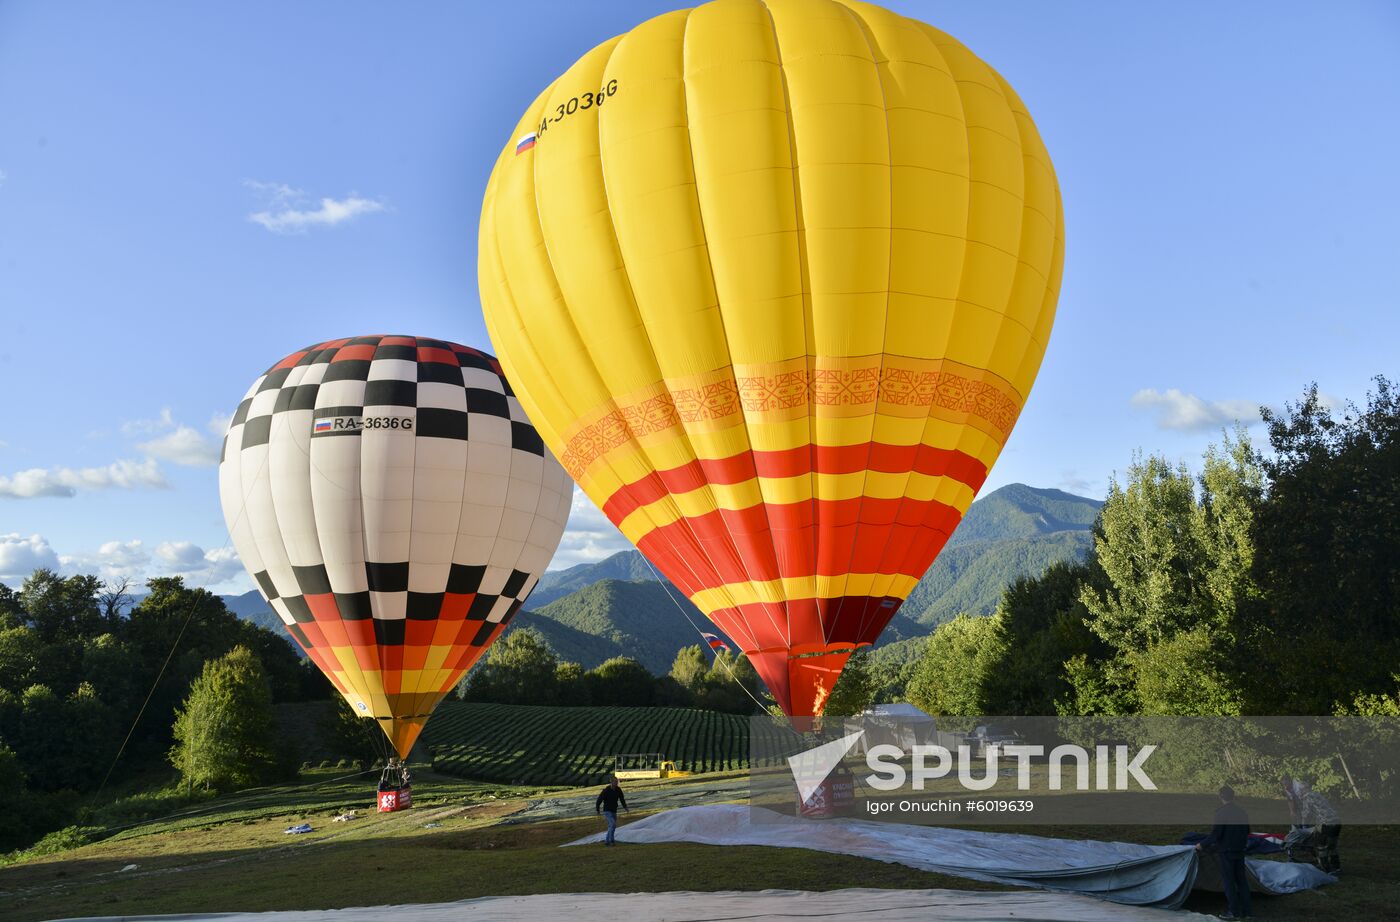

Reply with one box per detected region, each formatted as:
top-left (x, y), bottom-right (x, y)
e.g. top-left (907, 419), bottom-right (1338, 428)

top-left (479, 0), bottom-right (1063, 716)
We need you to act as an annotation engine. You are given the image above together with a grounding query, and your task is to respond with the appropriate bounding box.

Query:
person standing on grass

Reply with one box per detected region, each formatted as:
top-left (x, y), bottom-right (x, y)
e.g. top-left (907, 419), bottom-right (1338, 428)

top-left (596, 774), bottom-right (629, 846)
top-left (1296, 778), bottom-right (1342, 873)
top-left (1195, 785), bottom-right (1252, 920)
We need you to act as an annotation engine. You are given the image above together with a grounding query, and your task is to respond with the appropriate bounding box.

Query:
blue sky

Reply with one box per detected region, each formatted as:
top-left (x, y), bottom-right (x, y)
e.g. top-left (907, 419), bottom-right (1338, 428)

top-left (2, 1), bottom-right (1397, 592)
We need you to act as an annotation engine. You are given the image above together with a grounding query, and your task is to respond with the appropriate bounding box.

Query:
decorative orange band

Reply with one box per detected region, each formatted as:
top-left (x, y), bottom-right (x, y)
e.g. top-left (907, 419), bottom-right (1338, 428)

top-left (557, 358), bottom-right (1023, 482)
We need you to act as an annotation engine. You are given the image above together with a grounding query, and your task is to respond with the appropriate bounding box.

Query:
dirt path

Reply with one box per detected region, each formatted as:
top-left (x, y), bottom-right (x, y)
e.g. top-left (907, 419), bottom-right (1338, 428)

top-left (500, 775), bottom-right (750, 824)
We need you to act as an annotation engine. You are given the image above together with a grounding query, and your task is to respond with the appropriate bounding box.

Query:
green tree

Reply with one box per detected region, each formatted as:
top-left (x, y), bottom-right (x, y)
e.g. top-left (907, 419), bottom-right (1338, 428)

top-left (906, 614), bottom-right (1003, 716)
top-left (701, 651), bottom-right (760, 714)
top-left (978, 559), bottom-right (1107, 716)
top-left (169, 646), bottom-right (282, 791)
top-left (0, 742), bottom-right (29, 851)
top-left (1337, 675), bottom-right (1400, 717)
top-left (458, 628), bottom-right (560, 705)
top-left (554, 661), bottom-right (591, 705)
top-left (669, 645), bottom-right (709, 694)
top-left (1074, 434), bottom-right (1261, 715)
top-left (17, 571), bottom-right (109, 643)
top-left (0, 624), bottom-right (43, 694)
top-left (585, 657), bottom-right (655, 706)
top-left (1248, 379), bottom-right (1400, 713)
top-left (822, 649), bottom-right (876, 716)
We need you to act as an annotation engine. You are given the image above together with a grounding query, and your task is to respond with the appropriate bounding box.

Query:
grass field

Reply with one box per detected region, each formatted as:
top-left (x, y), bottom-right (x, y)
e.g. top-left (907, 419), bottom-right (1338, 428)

top-left (424, 702), bottom-right (794, 785)
top-left (2, 764), bottom-right (1396, 920)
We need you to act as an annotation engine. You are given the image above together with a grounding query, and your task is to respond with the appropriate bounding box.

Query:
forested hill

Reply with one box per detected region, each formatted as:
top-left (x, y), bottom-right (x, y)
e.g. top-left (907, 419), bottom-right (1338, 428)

top-left (900, 483), bottom-right (1100, 627)
top-left (224, 484), bottom-right (1101, 671)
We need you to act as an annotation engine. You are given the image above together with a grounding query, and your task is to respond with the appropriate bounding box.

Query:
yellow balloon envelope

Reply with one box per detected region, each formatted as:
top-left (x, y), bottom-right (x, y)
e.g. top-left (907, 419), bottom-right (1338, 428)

top-left (479, 0), bottom-right (1063, 716)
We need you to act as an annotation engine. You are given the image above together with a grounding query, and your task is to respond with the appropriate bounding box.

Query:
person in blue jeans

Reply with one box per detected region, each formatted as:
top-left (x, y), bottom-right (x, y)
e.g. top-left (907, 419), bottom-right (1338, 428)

top-left (596, 775), bottom-right (629, 846)
top-left (1196, 785), bottom-right (1252, 920)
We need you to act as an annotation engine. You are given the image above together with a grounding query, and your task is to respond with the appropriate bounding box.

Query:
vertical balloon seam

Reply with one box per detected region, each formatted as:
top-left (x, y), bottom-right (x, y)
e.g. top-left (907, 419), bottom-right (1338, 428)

top-left (673, 4), bottom-right (797, 654)
top-left (321, 341), bottom-right (386, 725)
top-left (355, 341), bottom-right (401, 743)
top-left (433, 336), bottom-right (482, 711)
top-left (756, 0), bottom-right (824, 662)
top-left (989, 73), bottom-right (1053, 407)
top-left (889, 20), bottom-right (986, 592)
top-left (246, 397), bottom-right (304, 659)
top-left (767, 0), bottom-right (880, 670)
top-left (897, 23), bottom-right (1004, 588)
top-left (828, 0), bottom-right (897, 655)
top-left (521, 24), bottom-right (760, 649)
top-left (856, 17), bottom-right (967, 642)
top-left (302, 353), bottom-right (379, 726)
top-left (391, 340), bottom-right (429, 731)
top-left (484, 110), bottom-right (738, 658)
top-left (257, 368), bottom-right (332, 699)
top-left (993, 68), bottom-right (1060, 357)
top-left (326, 339), bottom-right (388, 730)
top-left (858, 13), bottom-right (984, 638)
top-left (263, 361), bottom-right (321, 691)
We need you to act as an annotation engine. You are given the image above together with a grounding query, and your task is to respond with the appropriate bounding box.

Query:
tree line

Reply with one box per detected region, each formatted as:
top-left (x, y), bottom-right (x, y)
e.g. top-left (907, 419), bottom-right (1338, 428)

top-left (890, 379), bottom-right (1400, 718)
top-left (455, 627), bottom-right (760, 714)
top-left (0, 576), bottom-right (326, 851)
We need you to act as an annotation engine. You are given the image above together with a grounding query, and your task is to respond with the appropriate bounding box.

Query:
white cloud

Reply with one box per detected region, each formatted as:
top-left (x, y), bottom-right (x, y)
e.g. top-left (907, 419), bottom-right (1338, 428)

top-left (548, 487), bottom-right (634, 570)
top-left (117, 407), bottom-right (223, 468)
top-left (245, 179), bottom-right (385, 235)
top-left (121, 407), bottom-right (176, 436)
top-left (1317, 392), bottom-right (1349, 414)
top-left (59, 539), bottom-right (151, 584)
top-left (155, 541), bottom-right (243, 585)
top-left (1057, 470), bottom-right (1097, 496)
top-left (0, 458), bottom-right (168, 499)
top-left (207, 410), bottom-right (232, 437)
top-left (138, 426), bottom-right (220, 467)
top-left (1130, 388), bottom-right (1262, 432)
top-left (0, 534), bottom-right (61, 581)
top-left (1, 534), bottom-right (246, 590)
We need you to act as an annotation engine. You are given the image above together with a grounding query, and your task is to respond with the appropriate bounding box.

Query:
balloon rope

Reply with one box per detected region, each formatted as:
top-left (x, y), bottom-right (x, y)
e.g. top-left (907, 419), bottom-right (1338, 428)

top-left (638, 556), bottom-right (771, 714)
top-left (96, 446), bottom-right (272, 797)
top-left (95, 534), bottom-right (233, 797)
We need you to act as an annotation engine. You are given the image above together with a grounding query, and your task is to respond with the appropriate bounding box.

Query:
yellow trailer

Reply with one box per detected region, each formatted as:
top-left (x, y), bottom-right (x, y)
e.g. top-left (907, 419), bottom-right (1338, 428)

top-left (613, 753), bottom-right (694, 781)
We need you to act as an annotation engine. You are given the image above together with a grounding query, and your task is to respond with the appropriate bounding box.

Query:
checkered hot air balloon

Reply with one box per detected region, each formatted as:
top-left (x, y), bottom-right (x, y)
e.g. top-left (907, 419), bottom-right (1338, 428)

top-left (218, 336), bottom-right (572, 757)
top-left (478, 0), bottom-right (1063, 717)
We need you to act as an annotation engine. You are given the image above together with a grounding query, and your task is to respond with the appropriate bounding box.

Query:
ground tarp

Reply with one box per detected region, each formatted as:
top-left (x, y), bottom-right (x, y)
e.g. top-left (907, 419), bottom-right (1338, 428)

top-left (54, 887), bottom-right (1214, 921)
top-left (566, 805), bottom-right (1335, 909)
top-left (567, 804), bottom-right (1200, 909)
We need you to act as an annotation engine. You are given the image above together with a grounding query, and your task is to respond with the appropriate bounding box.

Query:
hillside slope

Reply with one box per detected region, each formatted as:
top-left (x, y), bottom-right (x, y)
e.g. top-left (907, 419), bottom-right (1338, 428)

top-left (221, 484), bottom-right (1101, 674)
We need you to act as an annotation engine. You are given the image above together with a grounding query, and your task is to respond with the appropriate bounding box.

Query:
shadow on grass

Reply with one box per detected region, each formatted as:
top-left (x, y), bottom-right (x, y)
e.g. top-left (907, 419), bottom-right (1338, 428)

top-left (3, 809), bottom-right (1394, 922)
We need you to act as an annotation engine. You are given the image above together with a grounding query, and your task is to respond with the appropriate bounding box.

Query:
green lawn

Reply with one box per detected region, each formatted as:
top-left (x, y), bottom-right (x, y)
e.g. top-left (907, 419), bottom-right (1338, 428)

top-left (2, 766), bottom-right (1393, 921)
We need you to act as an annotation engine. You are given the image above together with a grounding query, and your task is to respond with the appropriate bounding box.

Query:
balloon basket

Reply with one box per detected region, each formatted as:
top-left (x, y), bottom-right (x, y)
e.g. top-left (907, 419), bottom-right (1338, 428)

top-left (796, 765), bottom-right (855, 819)
top-left (377, 761), bottom-right (413, 813)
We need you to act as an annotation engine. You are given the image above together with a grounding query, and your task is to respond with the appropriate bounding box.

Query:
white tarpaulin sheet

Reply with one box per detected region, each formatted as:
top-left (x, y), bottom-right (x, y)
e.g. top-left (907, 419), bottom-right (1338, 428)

top-left (56, 887), bottom-right (1213, 921)
top-left (565, 805), bottom-right (1330, 910)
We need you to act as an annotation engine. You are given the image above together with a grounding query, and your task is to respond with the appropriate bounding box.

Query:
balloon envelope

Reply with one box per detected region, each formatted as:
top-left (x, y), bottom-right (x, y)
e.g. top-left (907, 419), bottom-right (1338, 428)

top-left (219, 336), bottom-right (572, 756)
top-left (479, 0), bottom-right (1063, 716)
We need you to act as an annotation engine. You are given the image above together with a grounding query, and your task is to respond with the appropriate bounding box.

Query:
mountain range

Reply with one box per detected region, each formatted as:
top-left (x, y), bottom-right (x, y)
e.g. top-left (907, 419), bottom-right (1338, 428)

top-left (221, 483), bottom-right (1100, 676)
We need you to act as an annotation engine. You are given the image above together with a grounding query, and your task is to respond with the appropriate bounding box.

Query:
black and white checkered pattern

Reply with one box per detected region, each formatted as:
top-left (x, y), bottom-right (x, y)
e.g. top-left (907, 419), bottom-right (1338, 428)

top-left (218, 336), bottom-right (571, 669)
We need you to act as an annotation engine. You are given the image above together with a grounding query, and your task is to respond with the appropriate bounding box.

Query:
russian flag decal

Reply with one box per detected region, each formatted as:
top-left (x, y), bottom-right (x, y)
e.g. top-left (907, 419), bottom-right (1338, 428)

top-left (515, 133), bottom-right (537, 155)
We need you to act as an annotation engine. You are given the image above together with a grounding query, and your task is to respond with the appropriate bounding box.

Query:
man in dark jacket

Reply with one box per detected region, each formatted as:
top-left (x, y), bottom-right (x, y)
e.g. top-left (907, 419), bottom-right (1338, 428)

top-left (1196, 786), bottom-right (1252, 920)
top-left (596, 775), bottom-right (629, 846)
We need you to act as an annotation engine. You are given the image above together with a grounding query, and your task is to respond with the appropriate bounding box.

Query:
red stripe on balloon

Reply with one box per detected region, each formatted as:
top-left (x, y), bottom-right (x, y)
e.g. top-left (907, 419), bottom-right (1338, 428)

top-left (632, 495), bottom-right (963, 591)
top-left (602, 442), bottom-right (986, 523)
